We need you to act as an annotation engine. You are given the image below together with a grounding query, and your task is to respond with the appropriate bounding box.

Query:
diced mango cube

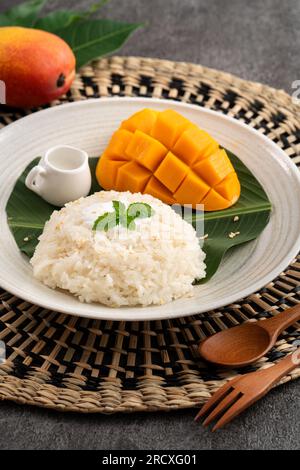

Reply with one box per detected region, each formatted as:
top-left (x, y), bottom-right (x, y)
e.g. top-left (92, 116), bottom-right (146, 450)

top-left (96, 155), bottom-right (127, 190)
top-left (115, 161), bottom-right (151, 193)
top-left (174, 171), bottom-right (210, 205)
top-left (193, 149), bottom-right (234, 186)
top-left (125, 130), bottom-right (167, 171)
top-left (105, 129), bottom-right (132, 160)
top-left (151, 109), bottom-right (192, 148)
top-left (121, 109), bottom-right (159, 134)
top-left (173, 128), bottom-right (219, 165)
top-left (155, 152), bottom-right (189, 192)
top-left (202, 188), bottom-right (232, 211)
top-left (214, 172), bottom-right (241, 204)
top-left (145, 177), bottom-right (176, 205)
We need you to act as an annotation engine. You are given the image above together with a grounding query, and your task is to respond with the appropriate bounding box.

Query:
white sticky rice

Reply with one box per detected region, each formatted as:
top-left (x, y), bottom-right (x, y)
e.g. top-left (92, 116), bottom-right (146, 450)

top-left (31, 191), bottom-right (206, 307)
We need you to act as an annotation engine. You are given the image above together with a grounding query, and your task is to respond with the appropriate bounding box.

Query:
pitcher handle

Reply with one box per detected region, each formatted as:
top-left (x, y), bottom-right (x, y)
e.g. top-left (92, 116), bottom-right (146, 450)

top-left (25, 166), bottom-right (46, 196)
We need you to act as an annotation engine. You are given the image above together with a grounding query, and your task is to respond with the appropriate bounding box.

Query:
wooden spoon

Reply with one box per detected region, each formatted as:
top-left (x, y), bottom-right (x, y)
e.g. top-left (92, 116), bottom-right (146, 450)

top-left (198, 304), bottom-right (300, 367)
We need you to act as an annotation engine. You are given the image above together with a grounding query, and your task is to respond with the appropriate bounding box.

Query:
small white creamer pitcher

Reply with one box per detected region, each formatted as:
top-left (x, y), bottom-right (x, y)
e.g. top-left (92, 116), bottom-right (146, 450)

top-left (25, 145), bottom-right (92, 206)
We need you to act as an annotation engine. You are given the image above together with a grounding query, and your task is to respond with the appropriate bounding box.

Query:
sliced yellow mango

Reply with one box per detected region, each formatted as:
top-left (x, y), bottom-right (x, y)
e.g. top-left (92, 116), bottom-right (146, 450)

top-left (115, 161), bottom-right (151, 193)
top-left (151, 109), bottom-right (192, 148)
top-left (214, 172), bottom-right (241, 204)
top-left (121, 109), bottom-right (159, 134)
top-left (202, 188), bottom-right (231, 211)
top-left (96, 155), bottom-right (126, 190)
top-left (96, 108), bottom-right (241, 211)
top-left (125, 130), bottom-right (167, 171)
top-left (173, 128), bottom-right (219, 165)
top-left (145, 177), bottom-right (176, 205)
top-left (193, 149), bottom-right (234, 186)
top-left (155, 152), bottom-right (189, 193)
top-left (105, 129), bottom-right (132, 160)
top-left (174, 171), bottom-right (210, 205)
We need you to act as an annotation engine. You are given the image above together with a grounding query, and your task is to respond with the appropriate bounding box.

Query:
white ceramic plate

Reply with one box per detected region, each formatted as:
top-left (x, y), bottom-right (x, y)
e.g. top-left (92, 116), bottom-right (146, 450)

top-left (0, 97), bottom-right (300, 321)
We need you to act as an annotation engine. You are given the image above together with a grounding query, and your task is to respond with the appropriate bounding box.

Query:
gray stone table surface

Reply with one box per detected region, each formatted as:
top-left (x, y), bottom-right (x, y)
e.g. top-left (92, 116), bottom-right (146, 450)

top-left (0, 0), bottom-right (299, 450)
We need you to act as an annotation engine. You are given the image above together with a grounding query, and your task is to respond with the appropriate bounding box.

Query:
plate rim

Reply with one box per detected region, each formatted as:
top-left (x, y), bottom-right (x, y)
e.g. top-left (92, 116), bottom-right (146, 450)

top-left (1, 96), bottom-right (300, 321)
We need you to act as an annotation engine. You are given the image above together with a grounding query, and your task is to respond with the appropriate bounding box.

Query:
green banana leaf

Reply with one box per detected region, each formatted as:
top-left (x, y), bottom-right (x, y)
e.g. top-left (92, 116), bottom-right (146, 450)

top-left (196, 151), bottom-right (271, 281)
top-left (6, 151), bottom-right (271, 283)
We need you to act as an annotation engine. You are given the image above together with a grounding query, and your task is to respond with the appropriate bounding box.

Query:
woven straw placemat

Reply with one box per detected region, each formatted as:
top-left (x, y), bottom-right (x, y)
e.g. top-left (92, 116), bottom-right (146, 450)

top-left (0, 56), bottom-right (299, 414)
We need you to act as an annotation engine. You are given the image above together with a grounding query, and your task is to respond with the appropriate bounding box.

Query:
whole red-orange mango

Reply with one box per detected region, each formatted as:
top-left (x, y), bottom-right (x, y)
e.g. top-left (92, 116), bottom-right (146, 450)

top-left (0, 27), bottom-right (76, 108)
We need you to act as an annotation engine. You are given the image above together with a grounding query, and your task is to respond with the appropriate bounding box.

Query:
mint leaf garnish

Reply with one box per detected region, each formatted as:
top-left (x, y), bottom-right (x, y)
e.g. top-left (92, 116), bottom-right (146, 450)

top-left (127, 202), bottom-right (154, 220)
top-left (93, 201), bottom-right (154, 232)
top-left (92, 212), bottom-right (117, 232)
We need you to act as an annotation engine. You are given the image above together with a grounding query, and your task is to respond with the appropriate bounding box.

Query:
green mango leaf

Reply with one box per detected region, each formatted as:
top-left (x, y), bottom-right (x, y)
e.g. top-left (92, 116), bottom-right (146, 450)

top-left (6, 152), bottom-right (271, 283)
top-left (88, 0), bottom-right (111, 15)
top-left (0, 0), bottom-right (46, 27)
top-left (34, 1), bottom-right (113, 32)
top-left (34, 0), bottom-right (109, 33)
top-left (0, 0), bottom-right (112, 31)
top-left (56, 19), bottom-right (143, 69)
top-left (0, 1), bottom-right (142, 69)
top-left (34, 10), bottom-right (83, 32)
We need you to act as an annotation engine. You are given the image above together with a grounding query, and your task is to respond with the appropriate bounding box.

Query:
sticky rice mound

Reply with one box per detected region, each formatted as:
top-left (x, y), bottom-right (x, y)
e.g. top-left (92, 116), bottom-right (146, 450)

top-left (31, 191), bottom-right (206, 307)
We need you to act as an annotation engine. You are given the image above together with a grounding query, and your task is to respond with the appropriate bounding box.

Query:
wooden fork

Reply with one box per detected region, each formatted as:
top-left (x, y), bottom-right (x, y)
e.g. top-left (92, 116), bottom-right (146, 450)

top-left (195, 347), bottom-right (300, 431)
